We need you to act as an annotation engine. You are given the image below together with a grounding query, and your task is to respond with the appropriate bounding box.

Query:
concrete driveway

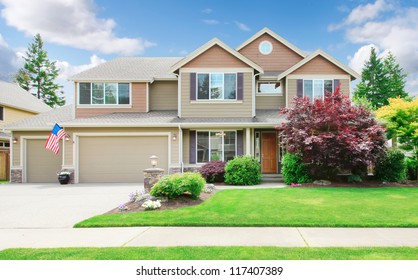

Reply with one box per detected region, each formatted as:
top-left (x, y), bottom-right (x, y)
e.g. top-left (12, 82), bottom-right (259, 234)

top-left (0, 183), bottom-right (141, 228)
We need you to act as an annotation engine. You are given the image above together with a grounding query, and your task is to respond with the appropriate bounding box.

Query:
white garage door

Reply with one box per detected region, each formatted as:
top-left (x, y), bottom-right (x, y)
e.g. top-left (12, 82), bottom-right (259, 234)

top-left (26, 139), bottom-right (62, 183)
top-left (78, 136), bottom-right (168, 183)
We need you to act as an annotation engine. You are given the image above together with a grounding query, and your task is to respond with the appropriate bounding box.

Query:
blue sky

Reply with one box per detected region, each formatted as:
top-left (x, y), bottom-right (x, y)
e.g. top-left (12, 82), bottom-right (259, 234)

top-left (0, 0), bottom-right (418, 103)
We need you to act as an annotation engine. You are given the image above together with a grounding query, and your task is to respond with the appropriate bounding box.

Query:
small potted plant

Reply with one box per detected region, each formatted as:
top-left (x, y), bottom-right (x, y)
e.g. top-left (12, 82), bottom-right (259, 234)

top-left (57, 171), bottom-right (71, 185)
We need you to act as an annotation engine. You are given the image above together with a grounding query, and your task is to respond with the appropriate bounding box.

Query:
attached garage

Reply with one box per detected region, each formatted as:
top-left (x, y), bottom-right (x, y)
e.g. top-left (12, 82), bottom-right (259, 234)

top-left (26, 139), bottom-right (62, 183)
top-left (78, 135), bottom-right (169, 183)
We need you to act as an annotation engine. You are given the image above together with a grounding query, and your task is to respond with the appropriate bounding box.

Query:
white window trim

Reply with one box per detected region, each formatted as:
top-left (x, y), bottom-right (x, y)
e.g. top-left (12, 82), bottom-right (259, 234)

top-left (259, 40), bottom-right (273, 55)
top-left (256, 81), bottom-right (283, 96)
top-left (303, 79), bottom-right (334, 100)
top-left (78, 82), bottom-right (132, 106)
top-left (196, 130), bottom-right (237, 163)
top-left (196, 73), bottom-right (238, 101)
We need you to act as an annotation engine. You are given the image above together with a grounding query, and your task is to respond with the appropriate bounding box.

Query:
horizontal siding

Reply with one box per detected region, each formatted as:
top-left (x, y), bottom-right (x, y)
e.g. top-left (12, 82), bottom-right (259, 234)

top-left (292, 56), bottom-right (348, 75)
top-left (239, 33), bottom-right (304, 71)
top-left (2, 106), bottom-right (36, 127)
top-left (339, 79), bottom-right (350, 97)
top-left (75, 82), bottom-right (147, 118)
top-left (183, 129), bottom-right (190, 165)
top-left (287, 79), bottom-right (297, 105)
top-left (149, 81), bottom-right (178, 111)
top-left (256, 95), bottom-right (285, 110)
top-left (181, 72), bottom-right (253, 117)
top-left (184, 45), bottom-right (249, 68)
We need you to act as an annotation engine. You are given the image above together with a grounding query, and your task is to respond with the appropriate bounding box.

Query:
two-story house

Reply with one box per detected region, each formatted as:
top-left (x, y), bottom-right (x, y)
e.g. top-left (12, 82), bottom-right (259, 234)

top-left (0, 81), bottom-right (51, 181)
top-left (7, 28), bottom-right (359, 183)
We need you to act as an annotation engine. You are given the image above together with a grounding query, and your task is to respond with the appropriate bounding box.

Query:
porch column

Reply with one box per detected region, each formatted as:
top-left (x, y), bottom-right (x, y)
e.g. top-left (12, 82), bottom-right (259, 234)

top-left (246, 128), bottom-right (251, 155)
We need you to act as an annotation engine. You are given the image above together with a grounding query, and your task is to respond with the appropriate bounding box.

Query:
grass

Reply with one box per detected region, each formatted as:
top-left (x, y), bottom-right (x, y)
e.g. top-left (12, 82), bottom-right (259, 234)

top-left (76, 187), bottom-right (418, 228)
top-left (0, 180), bottom-right (9, 184)
top-left (0, 247), bottom-right (417, 260)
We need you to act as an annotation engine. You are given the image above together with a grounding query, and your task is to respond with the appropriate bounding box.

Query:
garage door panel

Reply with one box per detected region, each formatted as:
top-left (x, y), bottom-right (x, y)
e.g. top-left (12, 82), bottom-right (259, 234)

top-left (79, 136), bottom-right (168, 183)
top-left (26, 139), bottom-right (62, 183)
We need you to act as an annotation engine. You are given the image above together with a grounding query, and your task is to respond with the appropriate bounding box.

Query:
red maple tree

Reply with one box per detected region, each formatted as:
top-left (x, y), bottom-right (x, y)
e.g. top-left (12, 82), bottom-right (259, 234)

top-left (277, 86), bottom-right (387, 179)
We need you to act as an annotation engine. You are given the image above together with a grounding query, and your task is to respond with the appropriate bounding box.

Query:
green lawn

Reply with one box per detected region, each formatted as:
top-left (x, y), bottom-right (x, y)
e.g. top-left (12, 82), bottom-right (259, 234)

top-left (1, 247), bottom-right (417, 260)
top-left (0, 180), bottom-right (9, 184)
top-left (76, 188), bottom-right (418, 228)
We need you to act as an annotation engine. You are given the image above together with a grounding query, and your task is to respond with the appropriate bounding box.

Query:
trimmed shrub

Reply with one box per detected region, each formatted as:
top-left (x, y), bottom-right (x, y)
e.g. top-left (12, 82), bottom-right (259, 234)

top-left (224, 156), bottom-right (261, 185)
top-left (347, 174), bottom-right (362, 183)
top-left (281, 153), bottom-right (312, 185)
top-left (375, 149), bottom-right (406, 182)
top-left (150, 172), bottom-right (205, 199)
top-left (405, 157), bottom-right (418, 180)
top-left (199, 161), bottom-right (226, 183)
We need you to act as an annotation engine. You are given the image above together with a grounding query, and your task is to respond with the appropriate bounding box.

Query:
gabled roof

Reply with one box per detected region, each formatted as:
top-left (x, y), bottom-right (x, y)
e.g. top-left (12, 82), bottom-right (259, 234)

top-left (5, 104), bottom-right (74, 130)
top-left (277, 49), bottom-right (361, 81)
top-left (171, 38), bottom-right (264, 73)
top-left (0, 81), bottom-right (51, 114)
top-left (70, 57), bottom-right (182, 82)
top-left (236, 27), bottom-right (307, 58)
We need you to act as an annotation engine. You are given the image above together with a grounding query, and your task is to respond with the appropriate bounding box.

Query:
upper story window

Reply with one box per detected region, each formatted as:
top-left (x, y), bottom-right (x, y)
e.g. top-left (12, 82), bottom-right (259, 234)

top-left (197, 73), bottom-right (237, 100)
top-left (259, 40), bottom-right (273, 55)
top-left (0, 106), bottom-right (4, 121)
top-left (303, 80), bottom-right (334, 100)
top-left (257, 81), bottom-right (282, 95)
top-left (78, 82), bottom-right (130, 105)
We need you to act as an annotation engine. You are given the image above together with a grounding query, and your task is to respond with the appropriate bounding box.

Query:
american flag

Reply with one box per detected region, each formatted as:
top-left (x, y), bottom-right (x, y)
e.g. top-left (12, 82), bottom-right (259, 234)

top-left (45, 123), bottom-right (66, 154)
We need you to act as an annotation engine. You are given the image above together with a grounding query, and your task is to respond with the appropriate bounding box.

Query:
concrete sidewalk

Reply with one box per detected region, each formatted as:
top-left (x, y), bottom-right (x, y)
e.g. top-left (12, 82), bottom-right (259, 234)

top-left (1, 227), bottom-right (418, 250)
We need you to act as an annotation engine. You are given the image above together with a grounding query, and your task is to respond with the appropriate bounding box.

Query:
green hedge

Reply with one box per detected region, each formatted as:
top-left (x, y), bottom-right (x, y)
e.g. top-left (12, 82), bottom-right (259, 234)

top-left (281, 153), bottom-right (312, 185)
top-left (375, 149), bottom-right (406, 182)
top-left (150, 172), bottom-right (205, 199)
top-left (224, 156), bottom-right (261, 185)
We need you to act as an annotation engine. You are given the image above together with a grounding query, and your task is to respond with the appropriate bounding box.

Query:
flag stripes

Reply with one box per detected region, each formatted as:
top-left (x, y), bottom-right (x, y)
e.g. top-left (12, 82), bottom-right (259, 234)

top-left (45, 123), bottom-right (65, 154)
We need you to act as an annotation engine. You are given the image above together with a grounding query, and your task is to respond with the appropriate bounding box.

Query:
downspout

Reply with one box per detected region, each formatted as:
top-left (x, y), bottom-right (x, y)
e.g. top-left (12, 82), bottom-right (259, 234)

top-left (178, 124), bottom-right (184, 173)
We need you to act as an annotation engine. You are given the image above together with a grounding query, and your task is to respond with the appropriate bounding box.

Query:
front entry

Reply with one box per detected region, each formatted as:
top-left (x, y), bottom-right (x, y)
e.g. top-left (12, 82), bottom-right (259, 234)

top-left (261, 132), bottom-right (277, 174)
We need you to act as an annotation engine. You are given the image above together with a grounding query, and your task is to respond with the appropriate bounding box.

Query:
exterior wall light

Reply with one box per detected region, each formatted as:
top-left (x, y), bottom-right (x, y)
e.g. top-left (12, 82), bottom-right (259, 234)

top-left (172, 133), bottom-right (177, 141)
top-left (12, 137), bottom-right (18, 144)
top-left (150, 155), bottom-right (158, 168)
top-left (65, 134), bottom-right (71, 142)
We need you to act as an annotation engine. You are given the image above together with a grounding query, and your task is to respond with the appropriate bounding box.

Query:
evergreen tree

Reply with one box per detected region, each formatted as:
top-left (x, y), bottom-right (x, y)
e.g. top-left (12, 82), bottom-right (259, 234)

top-left (15, 33), bottom-right (65, 107)
top-left (383, 52), bottom-right (408, 100)
top-left (354, 47), bottom-right (409, 109)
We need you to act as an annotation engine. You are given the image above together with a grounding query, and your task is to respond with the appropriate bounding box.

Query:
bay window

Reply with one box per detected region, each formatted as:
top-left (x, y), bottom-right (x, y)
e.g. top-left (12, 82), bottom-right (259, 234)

top-left (79, 82), bottom-right (130, 105)
top-left (197, 131), bottom-right (236, 163)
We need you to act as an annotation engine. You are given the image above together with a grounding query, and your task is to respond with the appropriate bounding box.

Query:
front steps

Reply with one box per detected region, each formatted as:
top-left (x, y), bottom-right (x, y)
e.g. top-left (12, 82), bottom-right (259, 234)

top-left (262, 173), bottom-right (283, 183)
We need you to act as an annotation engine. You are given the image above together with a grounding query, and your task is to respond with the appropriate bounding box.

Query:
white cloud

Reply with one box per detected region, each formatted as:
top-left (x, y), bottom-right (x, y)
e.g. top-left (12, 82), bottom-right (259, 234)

top-left (234, 21), bottom-right (251, 32)
top-left (202, 19), bottom-right (219, 25)
top-left (0, 0), bottom-right (156, 55)
top-left (334, 0), bottom-right (418, 96)
top-left (329, 0), bottom-right (394, 31)
top-left (0, 33), bottom-right (21, 81)
top-left (348, 44), bottom-right (379, 73)
top-left (179, 50), bottom-right (188, 55)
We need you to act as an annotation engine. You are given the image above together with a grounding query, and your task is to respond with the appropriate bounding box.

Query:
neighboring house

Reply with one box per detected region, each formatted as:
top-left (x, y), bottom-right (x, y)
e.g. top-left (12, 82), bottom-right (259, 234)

top-left (6, 28), bottom-right (359, 184)
top-left (0, 81), bottom-right (51, 180)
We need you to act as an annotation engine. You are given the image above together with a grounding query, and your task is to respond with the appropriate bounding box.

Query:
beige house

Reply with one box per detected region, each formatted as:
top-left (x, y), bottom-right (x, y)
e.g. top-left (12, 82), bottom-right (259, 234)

top-left (7, 28), bottom-right (359, 183)
top-left (0, 81), bottom-right (51, 180)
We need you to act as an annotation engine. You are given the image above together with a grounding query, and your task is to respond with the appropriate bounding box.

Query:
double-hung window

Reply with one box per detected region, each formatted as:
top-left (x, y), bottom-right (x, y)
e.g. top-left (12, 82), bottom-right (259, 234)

top-left (197, 73), bottom-right (237, 100)
top-left (79, 82), bottom-right (130, 105)
top-left (197, 131), bottom-right (236, 163)
top-left (303, 80), bottom-right (334, 100)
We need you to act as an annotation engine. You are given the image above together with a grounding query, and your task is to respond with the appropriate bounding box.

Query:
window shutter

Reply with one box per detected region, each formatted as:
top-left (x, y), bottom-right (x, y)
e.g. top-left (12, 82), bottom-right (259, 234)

top-left (236, 130), bottom-right (244, 156)
top-left (189, 130), bottom-right (196, 164)
top-left (190, 73), bottom-right (196, 100)
top-left (0, 106), bottom-right (3, 121)
top-left (237, 73), bottom-right (244, 100)
top-left (296, 79), bottom-right (303, 98)
top-left (334, 79), bottom-right (340, 91)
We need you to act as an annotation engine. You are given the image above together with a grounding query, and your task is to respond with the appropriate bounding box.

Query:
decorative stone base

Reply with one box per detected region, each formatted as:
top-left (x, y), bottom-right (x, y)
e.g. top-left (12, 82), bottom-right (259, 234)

top-left (11, 169), bottom-right (22, 183)
top-left (143, 168), bottom-right (164, 193)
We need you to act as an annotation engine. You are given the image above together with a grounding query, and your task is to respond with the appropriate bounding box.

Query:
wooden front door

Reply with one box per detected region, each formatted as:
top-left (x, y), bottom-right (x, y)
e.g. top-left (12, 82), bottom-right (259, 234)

top-left (261, 133), bottom-right (277, 174)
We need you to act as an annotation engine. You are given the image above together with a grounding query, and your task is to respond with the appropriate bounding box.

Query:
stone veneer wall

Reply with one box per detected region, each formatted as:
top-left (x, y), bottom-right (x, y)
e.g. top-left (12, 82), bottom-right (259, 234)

top-left (11, 169), bottom-right (22, 183)
top-left (169, 167), bottom-right (200, 174)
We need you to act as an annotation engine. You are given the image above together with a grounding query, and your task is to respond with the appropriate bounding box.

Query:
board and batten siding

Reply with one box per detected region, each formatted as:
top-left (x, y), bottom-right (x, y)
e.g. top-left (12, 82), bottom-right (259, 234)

top-left (238, 33), bottom-right (304, 72)
top-left (181, 71), bottom-right (253, 118)
top-left (183, 45), bottom-right (249, 68)
top-left (149, 81), bottom-right (178, 111)
top-left (75, 82), bottom-right (147, 118)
